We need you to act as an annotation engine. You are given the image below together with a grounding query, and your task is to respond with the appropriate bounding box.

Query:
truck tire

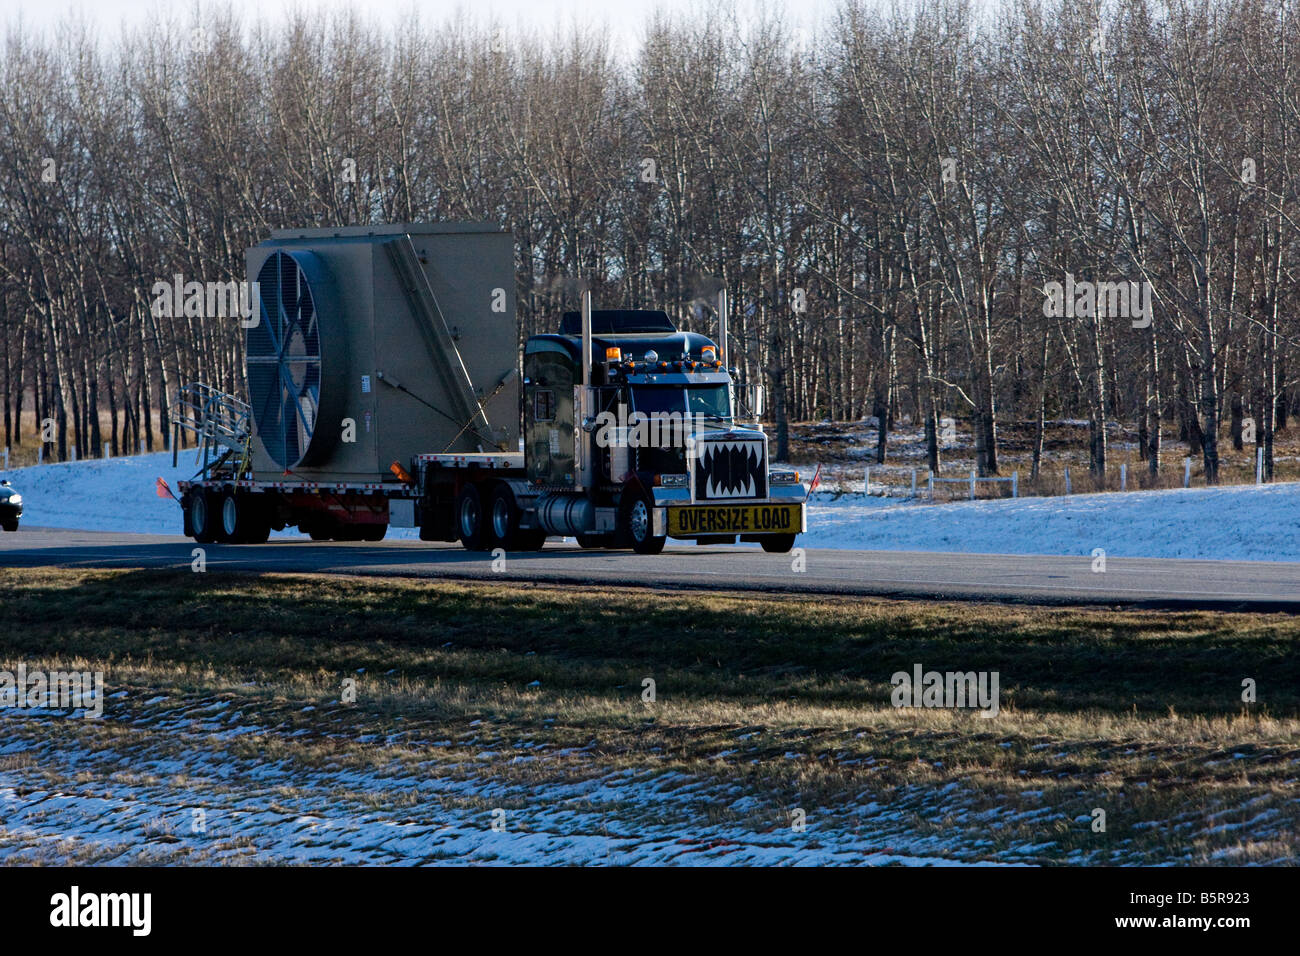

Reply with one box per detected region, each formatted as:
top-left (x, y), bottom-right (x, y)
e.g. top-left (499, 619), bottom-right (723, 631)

top-left (189, 492), bottom-right (217, 544)
top-left (362, 524), bottom-right (387, 542)
top-left (760, 534), bottom-right (797, 554)
top-left (220, 490), bottom-right (270, 544)
top-left (456, 484), bottom-right (490, 551)
top-left (575, 534), bottom-right (606, 549)
top-left (2, 519), bottom-right (17, 532)
top-left (618, 490), bottom-right (666, 555)
top-left (488, 484), bottom-right (532, 550)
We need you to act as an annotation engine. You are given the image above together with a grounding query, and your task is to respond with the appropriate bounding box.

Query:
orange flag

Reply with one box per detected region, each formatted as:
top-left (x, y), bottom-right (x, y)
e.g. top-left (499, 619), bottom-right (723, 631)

top-left (155, 477), bottom-right (177, 501)
top-left (808, 464), bottom-right (823, 492)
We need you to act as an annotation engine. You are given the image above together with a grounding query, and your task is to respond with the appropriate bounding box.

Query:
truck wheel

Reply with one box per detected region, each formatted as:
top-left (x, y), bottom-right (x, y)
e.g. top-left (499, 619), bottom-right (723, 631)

top-left (2, 519), bottom-right (17, 532)
top-left (189, 492), bottom-right (217, 543)
top-left (487, 484), bottom-right (527, 550)
top-left (760, 534), bottom-right (797, 554)
top-left (362, 524), bottom-right (387, 542)
top-left (619, 490), bottom-right (666, 555)
top-left (456, 484), bottom-right (489, 551)
top-left (220, 490), bottom-right (270, 544)
top-left (575, 534), bottom-right (606, 549)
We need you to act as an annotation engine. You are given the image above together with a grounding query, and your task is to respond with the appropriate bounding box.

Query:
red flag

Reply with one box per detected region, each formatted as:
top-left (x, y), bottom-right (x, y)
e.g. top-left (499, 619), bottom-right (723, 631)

top-left (808, 464), bottom-right (823, 492)
top-left (155, 477), bottom-right (177, 501)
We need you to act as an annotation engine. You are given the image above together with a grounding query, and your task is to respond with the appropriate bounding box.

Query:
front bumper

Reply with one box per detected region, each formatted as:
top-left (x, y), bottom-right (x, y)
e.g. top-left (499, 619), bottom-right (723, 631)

top-left (651, 485), bottom-right (808, 539)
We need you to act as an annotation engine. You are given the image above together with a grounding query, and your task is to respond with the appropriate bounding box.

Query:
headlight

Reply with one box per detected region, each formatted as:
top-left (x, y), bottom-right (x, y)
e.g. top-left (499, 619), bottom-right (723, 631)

top-left (769, 471), bottom-right (800, 485)
top-left (8, 494), bottom-right (21, 506)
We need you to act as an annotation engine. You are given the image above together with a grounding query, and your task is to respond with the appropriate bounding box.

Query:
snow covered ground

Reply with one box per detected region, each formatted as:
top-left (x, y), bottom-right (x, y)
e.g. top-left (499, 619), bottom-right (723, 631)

top-left (0, 701), bottom-right (1028, 866)
top-left (2, 451), bottom-right (1298, 562)
top-left (806, 483), bottom-right (1300, 562)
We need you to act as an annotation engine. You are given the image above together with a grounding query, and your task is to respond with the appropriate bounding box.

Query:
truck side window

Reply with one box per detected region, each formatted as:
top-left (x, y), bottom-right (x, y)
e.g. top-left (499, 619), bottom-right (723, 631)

top-left (534, 389), bottom-right (555, 422)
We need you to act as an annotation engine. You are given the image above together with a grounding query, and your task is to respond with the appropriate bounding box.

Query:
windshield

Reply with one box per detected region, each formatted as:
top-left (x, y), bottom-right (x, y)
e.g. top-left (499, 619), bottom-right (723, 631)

top-left (631, 385), bottom-right (731, 419)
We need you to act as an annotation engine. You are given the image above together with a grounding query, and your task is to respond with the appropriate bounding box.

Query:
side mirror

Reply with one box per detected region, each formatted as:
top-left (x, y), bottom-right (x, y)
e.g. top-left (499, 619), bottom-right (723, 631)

top-left (742, 384), bottom-right (766, 418)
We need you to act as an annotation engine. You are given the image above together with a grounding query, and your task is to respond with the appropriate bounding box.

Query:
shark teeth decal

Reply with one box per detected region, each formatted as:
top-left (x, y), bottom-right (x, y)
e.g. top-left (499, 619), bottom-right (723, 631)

top-left (694, 439), bottom-right (766, 500)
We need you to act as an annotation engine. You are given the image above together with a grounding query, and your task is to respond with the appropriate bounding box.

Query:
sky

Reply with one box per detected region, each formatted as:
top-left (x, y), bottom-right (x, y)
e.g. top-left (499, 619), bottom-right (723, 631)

top-left (0, 0), bottom-right (844, 57)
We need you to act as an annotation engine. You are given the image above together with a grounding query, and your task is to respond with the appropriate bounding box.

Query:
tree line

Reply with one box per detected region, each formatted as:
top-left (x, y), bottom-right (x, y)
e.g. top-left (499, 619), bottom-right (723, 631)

top-left (3, 0), bottom-right (1299, 481)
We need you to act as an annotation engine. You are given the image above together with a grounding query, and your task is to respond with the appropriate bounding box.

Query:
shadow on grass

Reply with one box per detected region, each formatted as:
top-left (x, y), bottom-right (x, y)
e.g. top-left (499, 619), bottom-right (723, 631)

top-left (0, 566), bottom-right (1295, 719)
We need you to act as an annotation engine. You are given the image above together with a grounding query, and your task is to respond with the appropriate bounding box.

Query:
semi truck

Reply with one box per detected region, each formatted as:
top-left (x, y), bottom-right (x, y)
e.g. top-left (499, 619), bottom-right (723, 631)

top-left (171, 222), bottom-right (808, 554)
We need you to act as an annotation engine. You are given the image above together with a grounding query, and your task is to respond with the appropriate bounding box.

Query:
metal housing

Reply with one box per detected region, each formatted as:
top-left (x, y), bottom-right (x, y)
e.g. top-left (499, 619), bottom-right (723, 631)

top-left (245, 223), bottom-right (519, 482)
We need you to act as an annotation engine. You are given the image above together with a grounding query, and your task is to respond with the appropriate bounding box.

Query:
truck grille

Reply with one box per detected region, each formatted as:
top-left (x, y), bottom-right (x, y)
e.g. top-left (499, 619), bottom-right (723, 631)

top-left (693, 439), bottom-right (767, 500)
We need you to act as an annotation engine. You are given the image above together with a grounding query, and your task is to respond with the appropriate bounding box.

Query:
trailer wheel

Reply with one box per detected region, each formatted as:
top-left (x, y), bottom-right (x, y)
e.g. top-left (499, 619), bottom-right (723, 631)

top-left (760, 534), bottom-right (797, 554)
top-left (456, 484), bottom-right (489, 551)
top-left (618, 490), bottom-right (666, 555)
top-left (220, 490), bottom-right (270, 544)
top-left (362, 524), bottom-right (388, 542)
top-left (189, 492), bottom-right (217, 544)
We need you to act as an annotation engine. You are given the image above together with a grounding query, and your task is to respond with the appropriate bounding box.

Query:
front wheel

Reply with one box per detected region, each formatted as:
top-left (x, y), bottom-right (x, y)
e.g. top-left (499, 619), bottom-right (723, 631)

top-left (760, 534), bottom-right (797, 554)
top-left (618, 490), bottom-right (666, 555)
top-left (1, 519), bottom-right (17, 533)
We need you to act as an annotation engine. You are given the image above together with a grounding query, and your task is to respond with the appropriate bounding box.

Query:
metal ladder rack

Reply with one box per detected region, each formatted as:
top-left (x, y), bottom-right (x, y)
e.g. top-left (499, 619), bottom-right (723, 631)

top-left (170, 383), bottom-right (253, 480)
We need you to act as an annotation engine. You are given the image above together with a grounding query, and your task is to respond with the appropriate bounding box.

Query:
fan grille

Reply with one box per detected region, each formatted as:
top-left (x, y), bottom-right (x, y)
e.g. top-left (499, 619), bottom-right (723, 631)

top-left (247, 251), bottom-right (323, 469)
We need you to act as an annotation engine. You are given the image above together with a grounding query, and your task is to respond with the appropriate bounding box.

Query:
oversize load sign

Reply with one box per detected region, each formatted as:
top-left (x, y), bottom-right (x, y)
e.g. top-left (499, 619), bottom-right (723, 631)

top-left (668, 503), bottom-right (802, 536)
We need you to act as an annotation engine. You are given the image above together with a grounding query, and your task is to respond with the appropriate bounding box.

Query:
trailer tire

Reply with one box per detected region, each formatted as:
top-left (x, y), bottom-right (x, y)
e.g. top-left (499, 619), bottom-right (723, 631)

top-left (456, 484), bottom-right (490, 551)
top-left (362, 524), bottom-right (387, 542)
top-left (189, 492), bottom-right (217, 543)
top-left (618, 490), bottom-right (666, 555)
top-left (220, 490), bottom-right (269, 544)
top-left (760, 534), bottom-right (797, 554)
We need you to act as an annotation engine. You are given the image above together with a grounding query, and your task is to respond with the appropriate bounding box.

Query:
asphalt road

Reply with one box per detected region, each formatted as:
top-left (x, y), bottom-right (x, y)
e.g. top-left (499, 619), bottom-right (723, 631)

top-left (2, 525), bottom-right (1299, 611)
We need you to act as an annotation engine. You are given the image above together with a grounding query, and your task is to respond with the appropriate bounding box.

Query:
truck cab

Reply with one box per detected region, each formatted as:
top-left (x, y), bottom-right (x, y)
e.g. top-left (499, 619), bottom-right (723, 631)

top-left (522, 308), bottom-right (807, 553)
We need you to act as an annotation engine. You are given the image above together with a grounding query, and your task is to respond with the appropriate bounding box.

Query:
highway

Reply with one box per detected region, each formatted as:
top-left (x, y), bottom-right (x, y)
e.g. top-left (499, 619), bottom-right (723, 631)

top-left (2, 526), bottom-right (1298, 611)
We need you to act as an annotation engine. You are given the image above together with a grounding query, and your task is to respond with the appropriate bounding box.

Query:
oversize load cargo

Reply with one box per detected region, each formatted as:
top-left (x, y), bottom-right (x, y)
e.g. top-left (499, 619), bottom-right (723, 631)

top-left (244, 223), bottom-right (519, 483)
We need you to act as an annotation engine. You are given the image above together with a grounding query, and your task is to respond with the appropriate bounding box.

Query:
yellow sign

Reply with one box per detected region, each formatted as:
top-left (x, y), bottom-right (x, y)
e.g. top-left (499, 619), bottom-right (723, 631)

top-left (667, 503), bottom-right (802, 536)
